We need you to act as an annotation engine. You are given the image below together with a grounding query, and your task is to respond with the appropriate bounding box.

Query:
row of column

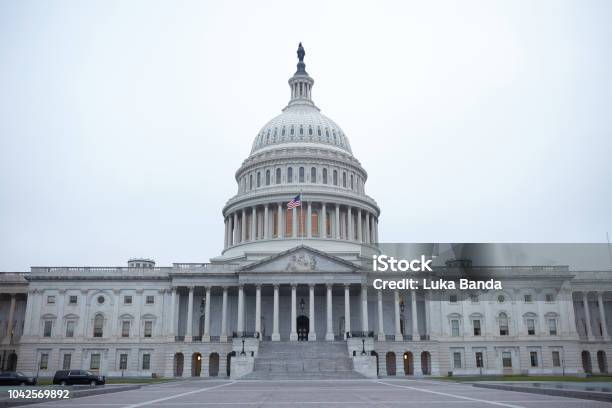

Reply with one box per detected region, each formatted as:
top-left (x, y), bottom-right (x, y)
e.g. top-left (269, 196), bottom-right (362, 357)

top-left (580, 291), bottom-right (610, 341)
top-left (223, 202), bottom-right (379, 248)
top-left (1, 294), bottom-right (17, 342)
top-left (171, 285), bottom-right (425, 342)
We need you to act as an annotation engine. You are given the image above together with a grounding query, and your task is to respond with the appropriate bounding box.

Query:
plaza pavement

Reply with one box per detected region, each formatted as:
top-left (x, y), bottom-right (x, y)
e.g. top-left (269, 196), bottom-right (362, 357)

top-left (16, 378), bottom-right (612, 408)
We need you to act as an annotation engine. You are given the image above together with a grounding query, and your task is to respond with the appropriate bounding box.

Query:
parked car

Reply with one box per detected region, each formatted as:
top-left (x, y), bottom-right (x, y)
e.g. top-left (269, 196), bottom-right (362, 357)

top-left (0, 371), bottom-right (37, 386)
top-left (53, 370), bottom-right (105, 386)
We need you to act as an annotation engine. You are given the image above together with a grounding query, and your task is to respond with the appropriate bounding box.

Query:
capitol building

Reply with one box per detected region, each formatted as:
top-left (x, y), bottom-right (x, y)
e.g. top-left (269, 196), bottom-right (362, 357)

top-left (1, 44), bottom-right (612, 379)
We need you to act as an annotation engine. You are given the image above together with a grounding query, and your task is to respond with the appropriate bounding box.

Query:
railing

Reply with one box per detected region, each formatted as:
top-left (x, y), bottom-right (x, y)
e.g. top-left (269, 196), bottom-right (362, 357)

top-left (348, 331), bottom-right (374, 338)
top-left (420, 334), bottom-right (430, 341)
top-left (232, 331), bottom-right (260, 339)
top-left (175, 336), bottom-right (185, 342)
top-left (192, 336), bottom-right (202, 342)
top-left (172, 263), bottom-right (241, 271)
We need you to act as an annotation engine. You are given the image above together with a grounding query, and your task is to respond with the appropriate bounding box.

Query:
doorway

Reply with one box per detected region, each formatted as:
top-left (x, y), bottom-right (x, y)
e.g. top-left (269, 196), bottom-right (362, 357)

top-left (403, 352), bottom-right (413, 375)
top-left (192, 353), bottom-right (202, 377)
top-left (209, 353), bottom-right (219, 377)
top-left (297, 315), bottom-right (309, 341)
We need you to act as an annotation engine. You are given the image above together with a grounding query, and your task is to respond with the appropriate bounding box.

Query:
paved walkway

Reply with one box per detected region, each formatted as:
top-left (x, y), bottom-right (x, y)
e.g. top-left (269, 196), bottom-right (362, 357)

top-left (18, 378), bottom-right (612, 407)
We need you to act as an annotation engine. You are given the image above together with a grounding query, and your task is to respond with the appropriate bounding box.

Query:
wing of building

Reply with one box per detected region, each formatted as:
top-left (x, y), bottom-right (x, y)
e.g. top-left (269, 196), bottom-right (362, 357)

top-left (1, 45), bottom-right (612, 379)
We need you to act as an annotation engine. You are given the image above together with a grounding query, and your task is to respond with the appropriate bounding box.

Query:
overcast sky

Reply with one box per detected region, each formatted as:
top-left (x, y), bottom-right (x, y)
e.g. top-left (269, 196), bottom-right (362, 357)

top-left (1, 0), bottom-right (611, 271)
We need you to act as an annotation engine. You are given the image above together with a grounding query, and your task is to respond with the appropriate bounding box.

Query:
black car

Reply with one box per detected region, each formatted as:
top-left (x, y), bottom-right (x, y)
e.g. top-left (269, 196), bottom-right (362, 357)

top-left (53, 370), bottom-right (105, 386)
top-left (0, 371), bottom-right (37, 386)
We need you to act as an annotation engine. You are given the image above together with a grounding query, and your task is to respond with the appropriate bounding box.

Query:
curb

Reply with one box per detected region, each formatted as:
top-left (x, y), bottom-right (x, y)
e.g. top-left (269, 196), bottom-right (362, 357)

top-left (0, 385), bottom-right (142, 407)
top-left (472, 382), bottom-right (612, 403)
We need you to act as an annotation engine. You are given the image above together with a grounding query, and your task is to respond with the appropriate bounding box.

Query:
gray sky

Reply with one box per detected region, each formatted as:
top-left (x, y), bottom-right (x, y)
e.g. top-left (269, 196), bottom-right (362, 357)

top-left (1, 0), bottom-right (611, 271)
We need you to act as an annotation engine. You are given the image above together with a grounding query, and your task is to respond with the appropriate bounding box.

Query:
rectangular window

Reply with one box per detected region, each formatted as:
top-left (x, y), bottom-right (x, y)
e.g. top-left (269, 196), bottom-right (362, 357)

top-left (524, 294), bottom-right (532, 302)
top-left (119, 353), bottom-right (128, 370)
top-left (122, 321), bottom-right (130, 337)
top-left (548, 319), bottom-right (557, 335)
top-left (90, 353), bottom-right (100, 370)
top-left (142, 354), bottom-right (151, 370)
top-left (545, 293), bottom-right (554, 302)
top-left (449, 295), bottom-right (458, 303)
top-left (502, 352), bottom-right (512, 368)
top-left (124, 296), bottom-right (133, 305)
top-left (527, 319), bottom-right (536, 335)
top-left (470, 294), bottom-right (479, 303)
top-left (451, 319), bottom-right (460, 337)
top-left (530, 351), bottom-right (539, 367)
top-left (453, 352), bottom-right (462, 369)
top-left (66, 321), bottom-right (75, 338)
top-left (473, 320), bottom-right (481, 336)
top-left (62, 354), bottom-right (71, 370)
top-left (144, 321), bottom-right (152, 338)
top-left (475, 352), bottom-right (484, 368)
top-left (39, 353), bottom-right (49, 369)
top-left (43, 320), bottom-right (53, 337)
top-left (552, 351), bottom-right (561, 367)
top-left (499, 321), bottom-right (509, 336)
top-left (69, 295), bottom-right (78, 305)
top-left (47, 295), bottom-right (55, 304)
top-left (146, 295), bottom-right (154, 304)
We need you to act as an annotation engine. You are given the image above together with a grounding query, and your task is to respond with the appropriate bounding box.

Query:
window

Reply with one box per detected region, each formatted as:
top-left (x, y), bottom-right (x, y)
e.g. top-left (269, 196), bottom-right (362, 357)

top-left (530, 351), bottom-right (539, 367)
top-left (265, 170), bottom-right (270, 185)
top-left (144, 321), bottom-right (153, 338)
top-left (470, 294), bottom-right (479, 303)
top-left (310, 167), bottom-right (316, 183)
top-left (287, 167), bottom-right (293, 183)
top-left (545, 293), bottom-right (554, 302)
top-left (333, 170), bottom-right (338, 185)
top-left (524, 294), bottom-right (533, 302)
top-left (142, 353), bottom-right (151, 370)
top-left (497, 295), bottom-right (505, 303)
top-left (43, 320), bottom-right (53, 337)
top-left (62, 354), bottom-right (71, 370)
top-left (119, 353), bottom-right (128, 370)
top-left (342, 172), bottom-right (346, 187)
top-left (475, 352), bottom-right (484, 368)
top-left (39, 353), bottom-right (49, 369)
top-left (322, 168), bottom-right (327, 184)
top-left (299, 167), bottom-right (304, 183)
top-left (552, 351), bottom-right (561, 367)
top-left (502, 352), bottom-right (512, 368)
top-left (527, 319), bottom-right (536, 335)
top-left (249, 174), bottom-right (253, 190)
top-left (499, 313), bottom-right (509, 336)
top-left (122, 321), bottom-right (130, 337)
top-left (69, 295), bottom-right (78, 305)
top-left (473, 320), bottom-right (481, 336)
top-left (449, 295), bottom-right (458, 303)
top-left (124, 296), bottom-right (133, 305)
top-left (276, 168), bottom-right (281, 184)
top-left (47, 295), bottom-right (55, 304)
top-left (97, 295), bottom-right (104, 304)
top-left (350, 174), bottom-right (354, 190)
top-left (146, 296), bottom-right (154, 305)
top-left (548, 319), bottom-right (557, 335)
top-left (93, 314), bottom-right (104, 337)
top-left (66, 321), bottom-right (76, 338)
top-left (451, 319), bottom-right (460, 337)
top-left (90, 353), bottom-right (100, 370)
top-left (453, 352), bottom-right (462, 368)
top-left (257, 172), bottom-right (261, 187)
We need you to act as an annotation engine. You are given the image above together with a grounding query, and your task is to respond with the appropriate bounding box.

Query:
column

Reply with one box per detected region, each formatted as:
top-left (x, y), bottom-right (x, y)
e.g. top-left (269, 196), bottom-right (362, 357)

top-left (326, 284), bottom-right (334, 340)
top-left (241, 209), bottom-right (246, 242)
top-left (79, 289), bottom-right (88, 337)
top-left (251, 207), bottom-right (257, 240)
top-left (357, 209), bottom-right (363, 242)
top-left (365, 212), bottom-right (371, 243)
top-left (411, 290), bottom-right (419, 341)
top-left (377, 290), bottom-right (385, 341)
top-left (237, 286), bottom-right (244, 335)
top-left (220, 287), bottom-right (228, 342)
top-left (223, 218), bottom-right (227, 248)
top-left (361, 285), bottom-right (369, 333)
top-left (170, 288), bottom-right (177, 338)
top-left (264, 205), bottom-right (269, 239)
top-left (598, 292), bottom-right (609, 339)
top-left (335, 204), bottom-right (340, 239)
top-left (255, 285), bottom-right (262, 337)
top-left (394, 290), bottom-right (402, 341)
top-left (23, 290), bottom-right (34, 336)
top-left (344, 284), bottom-right (351, 339)
top-left (307, 202), bottom-right (312, 238)
top-left (309, 285), bottom-right (316, 341)
top-left (272, 285), bottom-right (280, 341)
top-left (347, 207), bottom-right (353, 240)
top-left (322, 203), bottom-right (327, 237)
top-left (278, 203), bottom-right (284, 239)
top-left (292, 207), bottom-right (297, 238)
top-left (186, 286), bottom-right (194, 340)
top-left (233, 213), bottom-right (238, 244)
top-left (6, 294), bottom-right (16, 340)
top-left (55, 290), bottom-right (66, 338)
top-left (583, 292), bottom-right (592, 340)
top-left (203, 287), bottom-right (211, 341)
top-left (290, 284), bottom-right (298, 341)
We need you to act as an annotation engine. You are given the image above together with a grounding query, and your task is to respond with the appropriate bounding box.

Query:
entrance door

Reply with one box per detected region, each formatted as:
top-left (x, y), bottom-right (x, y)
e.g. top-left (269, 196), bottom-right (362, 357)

top-left (297, 315), bottom-right (309, 341)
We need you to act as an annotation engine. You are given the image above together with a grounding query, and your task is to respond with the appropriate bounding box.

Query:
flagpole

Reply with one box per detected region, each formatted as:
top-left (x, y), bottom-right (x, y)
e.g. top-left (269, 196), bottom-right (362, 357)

top-left (300, 189), bottom-right (304, 244)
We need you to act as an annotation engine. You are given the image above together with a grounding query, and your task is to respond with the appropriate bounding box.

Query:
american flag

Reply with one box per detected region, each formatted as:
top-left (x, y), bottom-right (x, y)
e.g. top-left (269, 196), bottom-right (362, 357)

top-left (287, 194), bottom-right (301, 209)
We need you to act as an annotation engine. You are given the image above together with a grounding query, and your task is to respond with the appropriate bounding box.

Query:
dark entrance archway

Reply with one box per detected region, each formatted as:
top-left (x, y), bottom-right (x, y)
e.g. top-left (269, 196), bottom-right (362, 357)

top-left (403, 352), bottom-right (413, 375)
top-left (209, 353), bottom-right (219, 377)
top-left (174, 353), bottom-right (184, 377)
top-left (598, 351), bottom-right (608, 374)
top-left (421, 351), bottom-right (431, 375)
top-left (386, 352), bottom-right (396, 376)
top-left (6, 353), bottom-right (17, 372)
top-left (192, 353), bottom-right (202, 377)
top-left (297, 315), bottom-right (309, 341)
top-left (582, 351), bottom-right (592, 374)
top-left (226, 351), bottom-right (236, 377)
top-left (371, 351), bottom-right (379, 377)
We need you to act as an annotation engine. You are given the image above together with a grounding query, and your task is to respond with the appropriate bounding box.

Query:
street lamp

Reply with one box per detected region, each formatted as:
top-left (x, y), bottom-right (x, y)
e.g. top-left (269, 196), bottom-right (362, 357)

top-left (240, 339), bottom-right (246, 356)
top-left (361, 338), bottom-right (366, 355)
top-left (299, 298), bottom-right (305, 312)
top-left (400, 300), bottom-right (405, 313)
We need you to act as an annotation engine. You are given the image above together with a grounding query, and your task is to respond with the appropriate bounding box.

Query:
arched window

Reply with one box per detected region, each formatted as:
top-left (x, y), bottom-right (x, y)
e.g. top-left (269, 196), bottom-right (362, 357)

top-left (287, 167), bottom-right (293, 183)
top-left (275, 168), bottom-right (281, 184)
top-left (266, 170), bottom-right (270, 186)
top-left (257, 172), bottom-right (261, 188)
top-left (342, 172), bottom-right (347, 188)
top-left (333, 170), bottom-right (338, 186)
top-left (93, 314), bottom-right (104, 338)
top-left (299, 167), bottom-right (305, 183)
top-left (350, 175), bottom-right (354, 190)
top-left (499, 313), bottom-right (509, 336)
top-left (326, 212), bottom-right (332, 237)
top-left (249, 175), bottom-right (253, 190)
top-left (311, 167), bottom-right (316, 183)
top-left (322, 168), bottom-right (328, 184)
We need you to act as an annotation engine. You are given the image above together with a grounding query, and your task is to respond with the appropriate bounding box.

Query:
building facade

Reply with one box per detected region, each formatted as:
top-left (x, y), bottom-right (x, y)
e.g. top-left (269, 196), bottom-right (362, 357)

top-left (1, 44), bottom-right (611, 379)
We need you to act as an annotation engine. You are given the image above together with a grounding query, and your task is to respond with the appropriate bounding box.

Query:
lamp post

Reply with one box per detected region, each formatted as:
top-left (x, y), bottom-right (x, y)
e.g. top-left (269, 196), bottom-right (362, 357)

top-left (361, 338), bottom-right (366, 355)
top-left (240, 339), bottom-right (246, 356)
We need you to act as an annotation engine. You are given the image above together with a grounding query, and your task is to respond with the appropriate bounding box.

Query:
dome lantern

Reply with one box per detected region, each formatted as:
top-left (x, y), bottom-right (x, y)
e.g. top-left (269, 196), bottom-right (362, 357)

top-left (287, 43), bottom-right (316, 109)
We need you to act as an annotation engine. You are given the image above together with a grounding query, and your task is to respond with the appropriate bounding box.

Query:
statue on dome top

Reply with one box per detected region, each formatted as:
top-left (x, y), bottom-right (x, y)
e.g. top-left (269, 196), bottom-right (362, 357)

top-left (297, 42), bottom-right (305, 62)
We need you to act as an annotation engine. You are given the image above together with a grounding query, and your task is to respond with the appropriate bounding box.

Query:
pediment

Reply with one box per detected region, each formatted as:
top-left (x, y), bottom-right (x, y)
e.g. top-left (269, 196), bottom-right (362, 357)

top-left (242, 245), bottom-right (358, 273)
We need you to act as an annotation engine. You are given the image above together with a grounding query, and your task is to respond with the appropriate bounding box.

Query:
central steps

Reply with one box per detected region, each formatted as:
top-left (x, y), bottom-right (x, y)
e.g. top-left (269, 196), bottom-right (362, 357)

top-left (242, 341), bottom-right (365, 380)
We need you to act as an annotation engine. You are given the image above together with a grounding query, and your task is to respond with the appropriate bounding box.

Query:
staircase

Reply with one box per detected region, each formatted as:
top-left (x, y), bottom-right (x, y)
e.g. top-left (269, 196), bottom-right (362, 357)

top-left (242, 341), bottom-right (365, 380)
